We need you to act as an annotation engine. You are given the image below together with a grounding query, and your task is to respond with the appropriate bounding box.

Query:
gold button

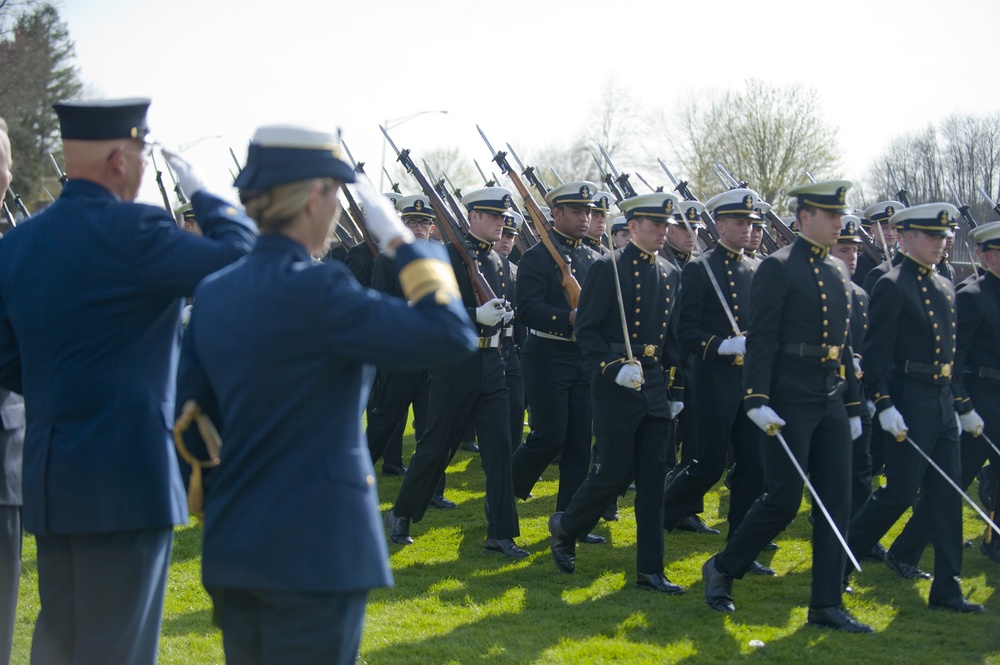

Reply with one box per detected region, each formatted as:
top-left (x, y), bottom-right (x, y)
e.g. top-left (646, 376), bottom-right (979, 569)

top-left (823, 306), bottom-right (828, 313)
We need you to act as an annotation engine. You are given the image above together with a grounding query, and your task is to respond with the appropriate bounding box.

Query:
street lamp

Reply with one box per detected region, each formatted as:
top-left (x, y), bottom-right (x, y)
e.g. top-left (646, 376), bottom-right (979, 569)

top-left (379, 110), bottom-right (448, 191)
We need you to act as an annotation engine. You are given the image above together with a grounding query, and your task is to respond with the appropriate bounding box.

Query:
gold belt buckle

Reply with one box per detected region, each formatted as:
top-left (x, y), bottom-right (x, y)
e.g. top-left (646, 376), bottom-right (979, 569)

top-left (826, 345), bottom-right (840, 360)
top-left (643, 344), bottom-right (656, 357)
top-left (940, 362), bottom-right (952, 378)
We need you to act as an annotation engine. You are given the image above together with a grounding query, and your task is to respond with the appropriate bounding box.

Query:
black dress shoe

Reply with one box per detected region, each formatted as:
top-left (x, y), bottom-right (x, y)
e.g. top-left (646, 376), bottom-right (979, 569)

top-left (964, 539), bottom-right (974, 549)
top-left (807, 606), bottom-right (874, 633)
top-left (929, 596), bottom-right (986, 613)
top-left (484, 538), bottom-right (529, 558)
top-left (702, 555), bottom-right (735, 612)
top-left (460, 440), bottom-right (480, 453)
top-left (384, 509), bottom-right (413, 545)
top-left (884, 551), bottom-right (931, 580)
top-left (675, 515), bottom-right (721, 535)
top-left (636, 572), bottom-right (684, 595)
top-left (548, 512), bottom-right (576, 573)
top-left (602, 502), bottom-right (620, 522)
top-left (763, 541), bottom-right (779, 551)
top-left (861, 543), bottom-right (887, 563)
top-left (747, 560), bottom-right (776, 576)
top-left (381, 463), bottom-right (407, 477)
top-left (430, 495), bottom-right (457, 509)
top-left (578, 532), bottom-right (606, 544)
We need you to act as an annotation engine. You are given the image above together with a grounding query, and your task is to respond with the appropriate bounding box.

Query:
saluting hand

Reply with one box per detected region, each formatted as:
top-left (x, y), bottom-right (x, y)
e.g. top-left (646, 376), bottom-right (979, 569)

top-left (162, 149), bottom-right (206, 199)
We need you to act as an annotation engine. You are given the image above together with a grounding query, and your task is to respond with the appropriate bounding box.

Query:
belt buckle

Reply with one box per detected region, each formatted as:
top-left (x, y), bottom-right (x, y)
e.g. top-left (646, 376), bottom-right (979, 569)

top-left (643, 344), bottom-right (656, 357)
top-left (826, 345), bottom-right (840, 360)
top-left (940, 362), bottom-right (952, 378)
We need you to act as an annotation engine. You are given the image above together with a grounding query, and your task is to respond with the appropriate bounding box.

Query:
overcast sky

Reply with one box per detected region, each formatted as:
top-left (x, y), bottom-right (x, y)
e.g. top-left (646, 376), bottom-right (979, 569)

top-left (59, 0), bottom-right (999, 207)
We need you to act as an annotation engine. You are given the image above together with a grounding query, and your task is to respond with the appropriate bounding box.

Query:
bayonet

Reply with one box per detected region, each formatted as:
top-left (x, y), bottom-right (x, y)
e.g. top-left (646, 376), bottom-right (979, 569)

top-left (382, 167), bottom-right (402, 194)
top-left (599, 145), bottom-right (636, 199)
top-left (887, 163), bottom-right (909, 207)
top-left (7, 187), bottom-right (30, 219)
top-left (634, 171), bottom-right (658, 192)
top-left (49, 153), bottom-right (68, 186)
top-left (805, 170), bottom-right (817, 183)
top-left (229, 147), bottom-right (243, 175)
top-left (443, 172), bottom-right (462, 201)
top-left (163, 158), bottom-right (188, 204)
top-left (975, 185), bottom-right (1000, 216)
top-left (550, 168), bottom-right (564, 186)
top-left (473, 159), bottom-right (493, 186)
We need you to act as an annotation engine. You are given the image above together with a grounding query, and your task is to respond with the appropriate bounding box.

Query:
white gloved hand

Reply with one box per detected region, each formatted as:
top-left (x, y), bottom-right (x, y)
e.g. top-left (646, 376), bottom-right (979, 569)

top-left (475, 298), bottom-right (507, 326)
top-left (162, 149), bottom-right (207, 198)
top-left (878, 406), bottom-right (908, 440)
top-left (668, 400), bottom-right (684, 419)
top-left (614, 361), bottom-right (644, 391)
top-left (351, 178), bottom-right (414, 254)
top-left (852, 355), bottom-right (863, 378)
top-left (502, 303), bottom-right (514, 324)
top-left (959, 410), bottom-right (984, 437)
top-left (866, 400), bottom-right (876, 418)
top-left (849, 416), bottom-right (863, 441)
top-left (747, 406), bottom-right (786, 435)
top-left (747, 406), bottom-right (785, 436)
top-left (717, 336), bottom-right (747, 356)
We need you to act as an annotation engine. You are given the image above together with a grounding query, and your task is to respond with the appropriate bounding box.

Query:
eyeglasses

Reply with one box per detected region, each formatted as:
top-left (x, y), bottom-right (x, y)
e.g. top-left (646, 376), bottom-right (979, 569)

top-left (403, 218), bottom-right (433, 227)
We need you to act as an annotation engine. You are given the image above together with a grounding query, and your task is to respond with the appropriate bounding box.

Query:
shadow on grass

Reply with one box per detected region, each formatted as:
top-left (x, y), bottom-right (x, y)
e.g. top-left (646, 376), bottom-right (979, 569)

top-left (162, 608), bottom-right (217, 637)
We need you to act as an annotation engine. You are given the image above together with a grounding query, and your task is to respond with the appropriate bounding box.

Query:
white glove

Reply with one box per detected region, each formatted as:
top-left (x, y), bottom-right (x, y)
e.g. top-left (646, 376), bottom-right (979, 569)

top-left (852, 355), bottom-right (863, 378)
top-left (866, 400), bottom-right (876, 418)
top-left (475, 298), bottom-right (507, 326)
top-left (718, 336), bottom-right (747, 356)
top-left (614, 361), bottom-right (644, 391)
top-left (502, 303), bottom-right (514, 324)
top-left (350, 178), bottom-right (414, 254)
top-left (878, 406), bottom-right (908, 440)
top-left (181, 304), bottom-right (193, 327)
top-left (162, 149), bottom-right (206, 198)
top-left (668, 400), bottom-right (684, 419)
top-left (959, 410), bottom-right (984, 437)
top-left (747, 406), bottom-right (786, 434)
top-left (849, 416), bottom-right (863, 441)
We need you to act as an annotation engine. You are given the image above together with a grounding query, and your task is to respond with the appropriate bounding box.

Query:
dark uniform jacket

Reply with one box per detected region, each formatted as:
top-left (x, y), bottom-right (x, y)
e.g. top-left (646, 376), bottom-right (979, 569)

top-left (677, 244), bottom-right (753, 362)
top-left (452, 233), bottom-right (515, 337)
top-left (0, 181), bottom-right (257, 535)
top-left (952, 269), bottom-right (1000, 414)
top-left (345, 241), bottom-right (378, 287)
top-left (177, 236), bottom-right (476, 593)
top-left (516, 231), bottom-right (598, 339)
top-left (743, 236), bottom-right (861, 415)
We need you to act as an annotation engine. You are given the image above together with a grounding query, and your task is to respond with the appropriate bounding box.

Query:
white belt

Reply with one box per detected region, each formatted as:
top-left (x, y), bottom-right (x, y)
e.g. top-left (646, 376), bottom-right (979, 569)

top-left (503, 327), bottom-right (514, 338)
top-left (478, 333), bottom-right (501, 349)
top-left (529, 329), bottom-right (575, 342)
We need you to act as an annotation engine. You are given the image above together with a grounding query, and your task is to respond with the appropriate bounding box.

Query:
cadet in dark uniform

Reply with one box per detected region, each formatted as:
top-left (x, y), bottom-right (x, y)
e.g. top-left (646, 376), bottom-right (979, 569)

top-left (859, 201), bottom-right (903, 293)
top-left (176, 124), bottom-right (476, 664)
top-left (610, 217), bottom-right (630, 250)
top-left (494, 211), bottom-right (526, 453)
top-left (366, 195), bottom-right (436, 476)
top-left (702, 180), bottom-right (870, 633)
top-left (663, 190), bottom-right (767, 570)
top-left (0, 99), bottom-right (257, 664)
top-left (829, 215), bottom-right (876, 522)
top-left (746, 203), bottom-right (767, 261)
top-left (583, 190), bottom-right (613, 255)
top-left (510, 182), bottom-right (600, 518)
top-left (548, 192), bottom-right (686, 594)
top-left (344, 191), bottom-right (401, 287)
top-left (386, 187), bottom-right (528, 557)
top-left (846, 202), bottom-right (984, 613)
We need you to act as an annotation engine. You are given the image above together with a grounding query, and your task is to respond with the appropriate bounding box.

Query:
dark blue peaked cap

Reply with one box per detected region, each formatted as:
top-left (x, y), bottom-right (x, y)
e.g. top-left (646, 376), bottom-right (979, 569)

top-left (53, 98), bottom-right (151, 141)
top-left (234, 125), bottom-right (356, 190)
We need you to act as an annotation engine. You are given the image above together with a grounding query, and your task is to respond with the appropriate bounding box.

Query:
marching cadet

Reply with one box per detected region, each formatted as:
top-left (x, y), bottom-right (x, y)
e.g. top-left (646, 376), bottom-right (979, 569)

top-left (829, 215), bottom-right (876, 522)
top-left (386, 187), bottom-right (528, 557)
top-left (702, 180), bottom-right (871, 633)
top-left (0, 98), bottom-right (257, 664)
top-left (858, 201), bottom-right (903, 292)
top-left (494, 211), bottom-right (526, 452)
top-left (584, 190), bottom-right (614, 255)
top-left (610, 216), bottom-right (630, 249)
top-left (510, 182), bottom-right (603, 540)
top-left (344, 191), bottom-right (402, 286)
top-left (938, 220), bottom-right (959, 282)
top-left (875, 221), bottom-right (1000, 573)
top-left (175, 124), bottom-right (476, 663)
top-left (548, 191), bottom-right (686, 594)
top-left (663, 190), bottom-right (768, 570)
top-left (365, 195), bottom-right (436, 477)
top-left (747, 201), bottom-right (769, 261)
top-left (660, 204), bottom-right (699, 270)
top-left (846, 203), bottom-right (984, 613)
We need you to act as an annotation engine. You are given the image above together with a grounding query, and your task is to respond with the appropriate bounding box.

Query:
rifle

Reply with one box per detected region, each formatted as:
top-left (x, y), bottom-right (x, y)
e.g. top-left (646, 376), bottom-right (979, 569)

top-left (506, 143), bottom-right (548, 199)
top-left (887, 163), bottom-right (910, 207)
top-left (478, 126), bottom-right (580, 308)
top-left (228, 147), bottom-right (243, 176)
top-left (592, 151), bottom-right (625, 203)
top-left (164, 159), bottom-right (188, 205)
top-left (716, 162), bottom-right (796, 248)
top-left (382, 167), bottom-right (402, 194)
top-left (473, 160), bottom-right (496, 187)
top-left (599, 145), bottom-right (638, 199)
top-left (49, 153), bottom-right (68, 187)
top-left (550, 168), bottom-right (564, 186)
top-left (975, 185), bottom-right (1000, 218)
top-left (423, 159), bottom-right (469, 233)
top-left (382, 125), bottom-right (496, 306)
top-left (656, 158), bottom-right (719, 247)
top-left (945, 183), bottom-right (978, 273)
top-left (0, 202), bottom-right (14, 228)
top-left (634, 171), bottom-right (661, 193)
top-left (7, 187), bottom-right (30, 219)
top-left (340, 141), bottom-right (386, 259)
top-left (149, 152), bottom-right (173, 213)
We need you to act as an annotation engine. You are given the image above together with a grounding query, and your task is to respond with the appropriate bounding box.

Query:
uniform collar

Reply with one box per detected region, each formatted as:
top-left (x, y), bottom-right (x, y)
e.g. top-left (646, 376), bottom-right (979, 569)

top-left (901, 252), bottom-right (936, 275)
top-left (583, 235), bottom-right (603, 249)
top-left (627, 241), bottom-right (657, 264)
top-left (467, 232), bottom-right (494, 253)
top-left (256, 233), bottom-right (312, 262)
top-left (717, 241), bottom-right (743, 261)
top-left (665, 243), bottom-right (690, 263)
top-left (797, 234), bottom-right (830, 259)
top-left (62, 179), bottom-right (121, 202)
top-left (554, 229), bottom-right (581, 249)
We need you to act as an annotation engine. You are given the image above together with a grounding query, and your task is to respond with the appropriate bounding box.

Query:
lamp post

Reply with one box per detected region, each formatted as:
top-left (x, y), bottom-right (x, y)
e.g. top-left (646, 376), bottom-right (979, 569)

top-left (379, 110), bottom-right (448, 190)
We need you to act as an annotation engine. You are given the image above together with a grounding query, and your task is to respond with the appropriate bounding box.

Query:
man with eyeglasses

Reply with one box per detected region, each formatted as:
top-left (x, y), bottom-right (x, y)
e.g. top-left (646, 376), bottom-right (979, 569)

top-left (0, 98), bottom-right (257, 664)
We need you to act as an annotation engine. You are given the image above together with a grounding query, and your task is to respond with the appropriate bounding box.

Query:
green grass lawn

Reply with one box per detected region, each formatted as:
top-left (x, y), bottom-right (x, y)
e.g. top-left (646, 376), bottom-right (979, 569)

top-left (10, 424), bottom-right (1000, 664)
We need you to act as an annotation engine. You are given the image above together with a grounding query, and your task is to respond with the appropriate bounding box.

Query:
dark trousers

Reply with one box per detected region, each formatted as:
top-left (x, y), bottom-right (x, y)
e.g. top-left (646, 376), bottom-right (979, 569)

top-left (511, 338), bottom-right (592, 510)
top-left (850, 410), bottom-right (874, 518)
top-left (848, 382), bottom-right (963, 603)
top-left (366, 369), bottom-right (429, 466)
top-left (561, 377), bottom-right (671, 574)
top-left (31, 527), bottom-right (173, 665)
top-left (210, 587), bottom-right (367, 665)
top-left (393, 350), bottom-right (518, 539)
top-left (889, 377), bottom-right (1000, 567)
top-left (675, 356), bottom-right (699, 468)
top-left (503, 339), bottom-right (525, 452)
top-left (0, 507), bottom-right (19, 665)
top-left (663, 362), bottom-right (761, 536)
top-left (716, 397), bottom-right (851, 609)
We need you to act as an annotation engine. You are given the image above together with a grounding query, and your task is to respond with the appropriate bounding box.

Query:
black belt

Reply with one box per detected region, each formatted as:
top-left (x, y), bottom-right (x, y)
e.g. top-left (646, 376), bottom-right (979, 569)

top-left (611, 343), bottom-right (660, 364)
top-left (895, 360), bottom-right (952, 379)
top-left (972, 365), bottom-right (1000, 382)
top-left (779, 342), bottom-right (841, 366)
